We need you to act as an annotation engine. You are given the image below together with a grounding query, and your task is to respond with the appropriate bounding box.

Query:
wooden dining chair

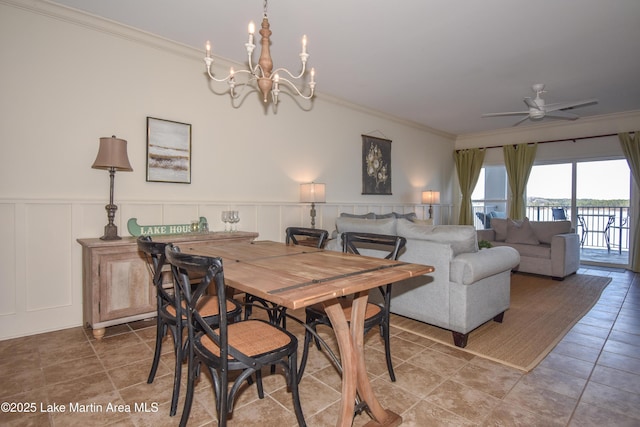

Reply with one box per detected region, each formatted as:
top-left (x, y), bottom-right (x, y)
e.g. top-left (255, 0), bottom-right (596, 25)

top-left (136, 236), bottom-right (242, 417)
top-left (243, 227), bottom-right (329, 392)
top-left (165, 244), bottom-right (306, 427)
top-left (244, 227), bottom-right (329, 328)
top-left (298, 232), bottom-right (406, 383)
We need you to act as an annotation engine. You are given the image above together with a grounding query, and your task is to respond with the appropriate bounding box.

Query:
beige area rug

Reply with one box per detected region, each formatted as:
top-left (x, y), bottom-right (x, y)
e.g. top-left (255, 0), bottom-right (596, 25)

top-left (391, 273), bottom-right (611, 372)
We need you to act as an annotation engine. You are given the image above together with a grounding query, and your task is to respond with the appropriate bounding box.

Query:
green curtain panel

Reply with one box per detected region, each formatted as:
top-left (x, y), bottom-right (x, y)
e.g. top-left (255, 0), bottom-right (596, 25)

top-left (619, 132), bottom-right (640, 272)
top-left (454, 148), bottom-right (485, 225)
top-left (504, 143), bottom-right (537, 219)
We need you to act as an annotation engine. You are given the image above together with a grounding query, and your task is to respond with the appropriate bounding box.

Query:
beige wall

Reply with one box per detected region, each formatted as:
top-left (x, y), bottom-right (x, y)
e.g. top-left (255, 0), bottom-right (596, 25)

top-left (2, 0), bottom-right (637, 339)
top-left (0, 0), bottom-right (455, 339)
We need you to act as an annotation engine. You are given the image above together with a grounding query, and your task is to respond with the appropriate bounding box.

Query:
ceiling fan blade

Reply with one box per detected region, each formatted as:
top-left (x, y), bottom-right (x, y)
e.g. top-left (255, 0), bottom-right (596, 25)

top-left (524, 97), bottom-right (541, 110)
top-left (545, 111), bottom-right (580, 120)
top-left (545, 98), bottom-right (598, 113)
top-left (482, 111), bottom-right (529, 118)
top-left (512, 116), bottom-right (531, 126)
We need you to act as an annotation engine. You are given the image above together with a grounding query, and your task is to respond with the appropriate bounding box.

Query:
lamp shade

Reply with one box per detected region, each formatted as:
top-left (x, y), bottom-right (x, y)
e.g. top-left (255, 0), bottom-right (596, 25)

top-left (92, 136), bottom-right (133, 171)
top-left (300, 182), bottom-right (326, 203)
top-left (422, 190), bottom-right (440, 205)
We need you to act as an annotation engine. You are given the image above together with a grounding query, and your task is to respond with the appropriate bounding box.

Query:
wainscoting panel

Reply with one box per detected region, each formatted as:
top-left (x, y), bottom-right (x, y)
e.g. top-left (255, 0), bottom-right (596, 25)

top-left (0, 203), bottom-right (16, 316)
top-left (0, 199), bottom-right (451, 340)
top-left (257, 204), bottom-right (287, 241)
top-left (25, 203), bottom-right (73, 312)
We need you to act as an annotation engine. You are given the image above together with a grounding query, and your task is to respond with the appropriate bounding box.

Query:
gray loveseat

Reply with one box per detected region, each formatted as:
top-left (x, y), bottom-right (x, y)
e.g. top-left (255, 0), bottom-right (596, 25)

top-left (326, 216), bottom-right (520, 347)
top-left (477, 218), bottom-right (580, 280)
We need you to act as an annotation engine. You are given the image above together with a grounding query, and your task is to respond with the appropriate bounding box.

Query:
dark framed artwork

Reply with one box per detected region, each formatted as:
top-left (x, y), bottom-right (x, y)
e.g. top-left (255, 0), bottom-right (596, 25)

top-left (146, 117), bottom-right (191, 183)
top-left (362, 135), bottom-right (392, 195)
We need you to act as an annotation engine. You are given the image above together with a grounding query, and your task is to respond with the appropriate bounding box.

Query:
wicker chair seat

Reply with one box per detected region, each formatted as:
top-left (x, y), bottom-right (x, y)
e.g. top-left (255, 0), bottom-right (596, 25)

top-left (200, 319), bottom-right (293, 359)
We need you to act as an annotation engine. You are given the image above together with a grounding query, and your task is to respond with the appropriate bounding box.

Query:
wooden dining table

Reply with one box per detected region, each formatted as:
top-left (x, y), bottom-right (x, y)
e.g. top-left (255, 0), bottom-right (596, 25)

top-left (180, 239), bottom-right (434, 427)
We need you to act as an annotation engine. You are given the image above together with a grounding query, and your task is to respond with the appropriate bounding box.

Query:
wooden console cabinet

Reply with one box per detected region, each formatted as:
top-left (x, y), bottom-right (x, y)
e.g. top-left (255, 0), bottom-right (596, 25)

top-left (77, 231), bottom-right (258, 339)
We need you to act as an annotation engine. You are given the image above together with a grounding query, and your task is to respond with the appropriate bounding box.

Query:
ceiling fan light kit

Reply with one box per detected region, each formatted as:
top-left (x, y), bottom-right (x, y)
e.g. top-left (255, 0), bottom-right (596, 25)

top-left (482, 84), bottom-right (598, 126)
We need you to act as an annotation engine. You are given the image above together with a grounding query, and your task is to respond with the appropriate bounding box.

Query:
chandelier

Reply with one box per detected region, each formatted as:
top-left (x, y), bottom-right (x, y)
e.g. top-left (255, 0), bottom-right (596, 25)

top-left (203, 0), bottom-right (316, 108)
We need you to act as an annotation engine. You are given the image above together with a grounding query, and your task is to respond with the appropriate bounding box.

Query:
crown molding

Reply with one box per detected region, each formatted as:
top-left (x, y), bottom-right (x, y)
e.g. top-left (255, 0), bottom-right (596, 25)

top-left (455, 110), bottom-right (640, 148)
top-left (2, 0), bottom-right (455, 140)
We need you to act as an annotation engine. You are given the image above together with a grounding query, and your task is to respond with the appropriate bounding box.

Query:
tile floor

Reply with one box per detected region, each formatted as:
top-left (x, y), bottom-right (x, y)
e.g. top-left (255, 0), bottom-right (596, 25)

top-left (1, 266), bottom-right (639, 426)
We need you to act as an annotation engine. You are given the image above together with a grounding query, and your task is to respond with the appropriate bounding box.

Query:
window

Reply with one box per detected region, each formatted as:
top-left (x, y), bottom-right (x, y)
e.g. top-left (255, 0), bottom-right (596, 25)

top-left (472, 165), bottom-right (507, 229)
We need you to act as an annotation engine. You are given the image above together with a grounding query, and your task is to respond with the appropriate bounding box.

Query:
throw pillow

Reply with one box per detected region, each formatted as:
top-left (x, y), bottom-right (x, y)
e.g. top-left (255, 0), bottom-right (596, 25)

top-left (505, 217), bottom-right (540, 245)
top-left (530, 220), bottom-right (571, 244)
top-left (335, 217), bottom-right (397, 235)
top-left (393, 212), bottom-right (418, 220)
top-left (486, 211), bottom-right (506, 230)
top-left (376, 212), bottom-right (395, 219)
top-left (340, 212), bottom-right (375, 219)
top-left (490, 217), bottom-right (510, 241)
top-left (396, 219), bottom-right (477, 256)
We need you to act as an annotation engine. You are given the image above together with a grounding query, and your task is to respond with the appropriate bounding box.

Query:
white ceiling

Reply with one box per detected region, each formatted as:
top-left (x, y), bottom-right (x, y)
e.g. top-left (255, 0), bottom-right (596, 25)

top-left (50, 0), bottom-right (640, 136)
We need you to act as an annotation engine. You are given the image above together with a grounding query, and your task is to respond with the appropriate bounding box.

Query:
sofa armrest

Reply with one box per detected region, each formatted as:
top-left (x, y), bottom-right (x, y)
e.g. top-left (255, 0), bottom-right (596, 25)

top-left (550, 233), bottom-right (581, 277)
top-left (450, 246), bottom-right (520, 285)
top-left (477, 229), bottom-right (496, 243)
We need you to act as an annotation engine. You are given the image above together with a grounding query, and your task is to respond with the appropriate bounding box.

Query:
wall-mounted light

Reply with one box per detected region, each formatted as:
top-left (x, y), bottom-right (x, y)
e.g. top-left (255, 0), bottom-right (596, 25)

top-left (300, 182), bottom-right (326, 228)
top-left (422, 190), bottom-right (440, 219)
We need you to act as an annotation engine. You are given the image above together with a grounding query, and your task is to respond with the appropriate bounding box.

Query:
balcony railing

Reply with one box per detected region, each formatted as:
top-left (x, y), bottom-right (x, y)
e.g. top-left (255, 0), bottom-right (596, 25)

top-left (473, 202), bottom-right (630, 253)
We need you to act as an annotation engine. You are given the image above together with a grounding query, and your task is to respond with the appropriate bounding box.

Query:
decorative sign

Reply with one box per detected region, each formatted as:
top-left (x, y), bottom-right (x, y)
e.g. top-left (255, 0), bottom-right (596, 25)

top-left (127, 217), bottom-right (208, 236)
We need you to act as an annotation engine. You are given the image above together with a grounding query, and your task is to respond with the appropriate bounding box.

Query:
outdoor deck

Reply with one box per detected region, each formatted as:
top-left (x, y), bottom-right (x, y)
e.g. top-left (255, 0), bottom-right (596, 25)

top-left (580, 247), bottom-right (629, 267)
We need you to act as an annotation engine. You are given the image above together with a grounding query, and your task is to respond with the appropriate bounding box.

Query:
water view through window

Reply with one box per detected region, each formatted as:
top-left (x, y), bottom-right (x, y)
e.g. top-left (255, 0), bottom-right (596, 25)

top-left (527, 159), bottom-right (630, 266)
top-left (473, 160), bottom-right (631, 266)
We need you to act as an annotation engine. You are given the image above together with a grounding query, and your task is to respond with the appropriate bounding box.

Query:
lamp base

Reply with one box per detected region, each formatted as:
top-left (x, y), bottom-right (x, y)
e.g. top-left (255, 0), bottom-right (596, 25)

top-left (100, 203), bottom-right (121, 240)
top-left (310, 202), bottom-right (317, 229)
top-left (100, 223), bottom-right (121, 240)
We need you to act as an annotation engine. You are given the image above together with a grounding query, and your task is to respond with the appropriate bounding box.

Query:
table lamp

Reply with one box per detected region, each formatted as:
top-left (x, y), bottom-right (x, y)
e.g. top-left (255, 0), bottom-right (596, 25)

top-left (300, 182), bottom-right (326, 229)
top-left (92, 136), bottom-right (133, 240)
top-left (422, 190), bottom-right (440, 219)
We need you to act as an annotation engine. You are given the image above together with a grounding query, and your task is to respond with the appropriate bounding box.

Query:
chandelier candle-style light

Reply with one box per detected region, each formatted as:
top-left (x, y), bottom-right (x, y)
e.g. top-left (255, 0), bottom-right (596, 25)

top-left (203, 0), bottom-right (316, 108)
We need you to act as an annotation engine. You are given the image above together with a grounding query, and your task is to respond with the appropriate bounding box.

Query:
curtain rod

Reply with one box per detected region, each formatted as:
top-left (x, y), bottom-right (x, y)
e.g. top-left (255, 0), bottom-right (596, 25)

top-left (459, 132), bottom-right (623, 152)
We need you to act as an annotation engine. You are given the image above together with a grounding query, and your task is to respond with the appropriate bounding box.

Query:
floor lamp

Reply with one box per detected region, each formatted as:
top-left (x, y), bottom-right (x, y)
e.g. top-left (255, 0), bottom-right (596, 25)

top-left (92, 136), bottom-right (133, 240)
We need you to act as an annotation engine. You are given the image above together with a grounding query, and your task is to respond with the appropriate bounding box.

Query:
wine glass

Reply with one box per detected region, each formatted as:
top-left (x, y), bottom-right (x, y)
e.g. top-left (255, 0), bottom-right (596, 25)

top-left (231, 210), bottom-right (239, 231)
top-left (221, 211), bottom-right (229, 232)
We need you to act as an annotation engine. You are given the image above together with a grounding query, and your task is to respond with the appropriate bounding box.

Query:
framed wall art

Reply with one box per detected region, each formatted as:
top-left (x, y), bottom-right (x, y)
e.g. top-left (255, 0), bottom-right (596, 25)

top-left (362, 134), bottom-right (392, 195)
top-left (146, 117), bottom-right (191, 183)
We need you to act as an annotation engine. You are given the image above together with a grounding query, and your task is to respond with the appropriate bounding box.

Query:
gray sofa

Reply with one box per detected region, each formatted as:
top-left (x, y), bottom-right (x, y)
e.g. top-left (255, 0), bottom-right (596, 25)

top-left (326, 216), bottom-right (520, 347)
top-left (477, 218), bottom-right (580, 280)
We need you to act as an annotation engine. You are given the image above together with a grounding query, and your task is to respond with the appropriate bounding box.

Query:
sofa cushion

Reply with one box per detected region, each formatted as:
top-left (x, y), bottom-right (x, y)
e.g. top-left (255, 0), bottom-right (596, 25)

top-left (506, 217), bottom-right (540, 245)
top-left (530, 220), bottom-right (571, 244)
top-left (412, 219), bottom-right (434, 226)
top-left (397, 219), bottom-right (477, 256)
top-left (493, 241), bottom-right (551, 259)
top-left (335, 217), bottom-right (397, 235)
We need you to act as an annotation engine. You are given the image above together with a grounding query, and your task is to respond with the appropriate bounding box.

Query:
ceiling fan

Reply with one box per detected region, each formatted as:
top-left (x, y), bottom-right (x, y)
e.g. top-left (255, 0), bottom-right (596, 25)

top-left (482, 84), bottom-right (598, 126)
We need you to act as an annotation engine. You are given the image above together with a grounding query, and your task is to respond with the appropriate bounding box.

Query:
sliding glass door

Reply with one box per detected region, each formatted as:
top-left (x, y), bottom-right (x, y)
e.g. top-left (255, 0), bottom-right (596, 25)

top-left (526, 159), bottom-right (630, 266)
